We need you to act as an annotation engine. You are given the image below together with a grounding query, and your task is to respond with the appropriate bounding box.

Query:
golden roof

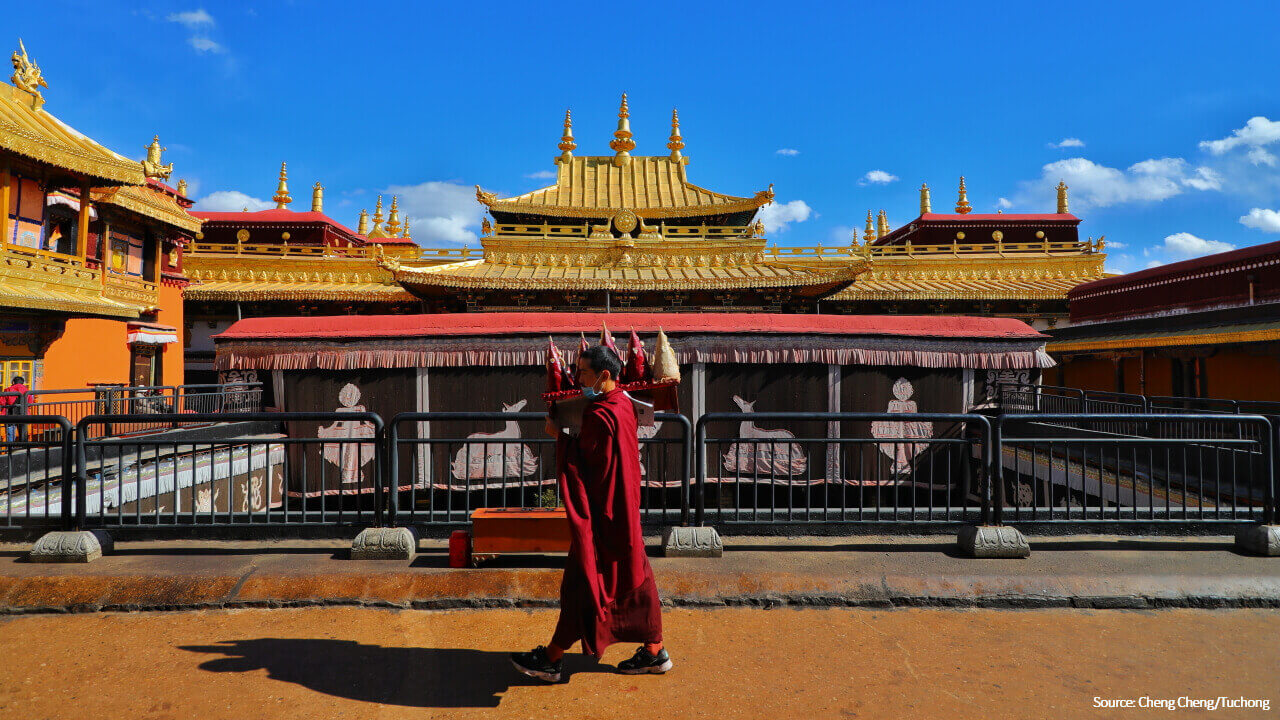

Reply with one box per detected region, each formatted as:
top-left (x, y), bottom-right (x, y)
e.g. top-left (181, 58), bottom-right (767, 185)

top-left (833, 276), bottom-right (1086, 301)
top-left (184, 279), bottom-right (415, 303)
top-left (387, 256), bottom-right (864, 295)
top-left (93, 184), bottom-right (202, 233)
top-left (478, 156), bottom-right (774, 219)
top-left (0, 83), bottom-right (145, 184)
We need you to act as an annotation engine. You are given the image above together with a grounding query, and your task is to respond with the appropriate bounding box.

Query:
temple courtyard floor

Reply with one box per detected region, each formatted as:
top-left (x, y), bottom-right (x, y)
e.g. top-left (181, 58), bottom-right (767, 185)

top-left (1, 535), bottom-right (1278, 717)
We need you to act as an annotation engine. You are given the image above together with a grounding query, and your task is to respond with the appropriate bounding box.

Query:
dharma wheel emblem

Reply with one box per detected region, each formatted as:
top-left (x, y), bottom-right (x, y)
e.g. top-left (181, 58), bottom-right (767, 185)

top-left (611, 208), bottom-right (638, 235)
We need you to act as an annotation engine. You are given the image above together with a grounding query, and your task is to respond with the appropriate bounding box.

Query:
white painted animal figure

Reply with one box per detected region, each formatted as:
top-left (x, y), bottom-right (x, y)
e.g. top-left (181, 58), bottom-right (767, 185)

top-left (722, 395), bottom-right (808, 476)
top-left (451, 399), bottom-right (540, 481)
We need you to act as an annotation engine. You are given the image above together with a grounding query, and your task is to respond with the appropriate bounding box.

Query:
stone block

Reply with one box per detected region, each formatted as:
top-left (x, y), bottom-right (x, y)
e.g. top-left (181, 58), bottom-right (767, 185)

top-left (661, 526), bottom-right (722, 558)
top-left (957, 525), bottom-right (1030, 558)
top-left (1234, 524), bottom-right (1280, 557)
top-left (29, 530), bottom-right (112, 563)
top-left (351, 527), bottom-right (417, 560)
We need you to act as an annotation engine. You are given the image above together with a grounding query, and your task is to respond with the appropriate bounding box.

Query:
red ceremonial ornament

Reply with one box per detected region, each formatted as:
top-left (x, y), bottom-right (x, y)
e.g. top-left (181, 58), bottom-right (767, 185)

top-left (600, 323), bottom-right (620, 357)
top-left (623, 328), bottom-right (648, 383)
top-left (545, 336), bottom-right (565, 393)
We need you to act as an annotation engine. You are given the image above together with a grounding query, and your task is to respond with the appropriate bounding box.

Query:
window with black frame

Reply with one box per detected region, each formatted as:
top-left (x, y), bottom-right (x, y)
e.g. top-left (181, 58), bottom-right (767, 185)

top-left (41, 204), bottom-right (78, 255)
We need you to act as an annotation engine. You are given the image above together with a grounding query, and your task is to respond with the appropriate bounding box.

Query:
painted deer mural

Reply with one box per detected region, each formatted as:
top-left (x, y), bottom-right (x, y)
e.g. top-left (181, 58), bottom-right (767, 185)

top-left (450, 399), bottom-right (540, 481)
top-left (722, 395), bottom-right (808, 476)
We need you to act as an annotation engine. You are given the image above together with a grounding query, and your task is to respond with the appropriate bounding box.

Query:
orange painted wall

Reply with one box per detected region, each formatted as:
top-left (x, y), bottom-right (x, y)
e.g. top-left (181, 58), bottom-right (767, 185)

top-left (1144, 356), bottom-right (1173, 396)
top-left (1059, 358), bottom-right (1114, 393)
top-left (158, 282), bottom-right (184, 386)
top-left (1204, 353), bottom-right (1280, 402)
top-left (40, 318), bottom-right (131, 390)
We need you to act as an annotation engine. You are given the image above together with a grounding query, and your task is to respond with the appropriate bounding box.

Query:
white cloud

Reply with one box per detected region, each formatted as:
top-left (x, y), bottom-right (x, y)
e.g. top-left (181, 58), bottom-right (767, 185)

top-left (1246, 147), bottom-right (1278, 167)
top-left (1199, 116), bottom-right (1280, 155)
top-left (1144, 232), bottom-right (1235, 264)
top-left (188, 37), bottom-right (225, 53)
top-left (1240, 208), bottom-right (1280, 233)
top-left (775, 148), bottom-right (800, 156)
top-left (1019, 157), bottom-right (1221, 210)
top-left (1105, 240), bottom-right (1126, 249)
top-left (996, 197), bottom-right (1013, 209)
top-left (755, 199), bottom-right (812, 233)
top-left (167, 9), bottom-right (214, 28)
top-left (1050, 138), bottom-right (1085, 149)
top-left (524, 170), bottom-right (556, 180)
top-left (196, 190), bottom-right (273, 212)
top-left (385, 181), bottom-right (488, 245)
top-left (828, 225), bottom-right (857, 244)
top-left (858, 170), bottom-right (898, 186)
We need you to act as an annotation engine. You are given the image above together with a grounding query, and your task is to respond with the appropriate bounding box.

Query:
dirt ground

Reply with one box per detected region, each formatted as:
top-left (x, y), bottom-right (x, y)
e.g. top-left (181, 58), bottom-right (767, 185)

top-left (1, 606), bottom-right (1277, 719)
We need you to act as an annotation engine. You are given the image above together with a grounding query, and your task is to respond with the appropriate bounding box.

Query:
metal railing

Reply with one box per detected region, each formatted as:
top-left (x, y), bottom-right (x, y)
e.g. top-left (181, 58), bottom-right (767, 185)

top-left (0, 417), bottom-right (74, 528)
top-left (22, 383), bottom-right (263, 439)
top-left (387, 412), bottom-right (692, 526)
top-left (694, 412), bottom-right (991, 527)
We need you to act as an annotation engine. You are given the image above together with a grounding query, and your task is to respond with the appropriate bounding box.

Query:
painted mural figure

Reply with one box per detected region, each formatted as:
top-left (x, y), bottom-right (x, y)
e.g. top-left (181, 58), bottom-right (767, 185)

top-left (317, 383), bottom-right (377, 486)
top-left (870, 378), bottom-right (933, 475)
top-left (722, 395), bottom-right (807, 477)
top-left (450, 399), bottom-right (540, 482)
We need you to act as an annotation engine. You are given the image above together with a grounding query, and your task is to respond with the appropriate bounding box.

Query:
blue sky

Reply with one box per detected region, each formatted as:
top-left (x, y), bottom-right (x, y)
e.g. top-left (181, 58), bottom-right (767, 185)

top-left (10, 1), bottom-right (1280, 273)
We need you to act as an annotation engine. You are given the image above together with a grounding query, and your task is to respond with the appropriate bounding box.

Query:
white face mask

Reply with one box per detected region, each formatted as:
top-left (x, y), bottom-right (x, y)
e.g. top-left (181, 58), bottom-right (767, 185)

top-left (581, 376), bottom-right (604, 399)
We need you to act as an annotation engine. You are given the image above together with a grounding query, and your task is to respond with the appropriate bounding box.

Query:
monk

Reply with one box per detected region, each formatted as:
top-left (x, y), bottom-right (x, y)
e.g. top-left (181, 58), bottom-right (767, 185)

top-left (511, 345), bottom-right (670, 683)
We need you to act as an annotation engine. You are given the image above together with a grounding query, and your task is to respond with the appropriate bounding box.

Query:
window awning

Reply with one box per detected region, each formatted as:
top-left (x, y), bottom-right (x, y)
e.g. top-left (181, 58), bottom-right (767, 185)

top-left (126, 321), bottom-right (178, 345)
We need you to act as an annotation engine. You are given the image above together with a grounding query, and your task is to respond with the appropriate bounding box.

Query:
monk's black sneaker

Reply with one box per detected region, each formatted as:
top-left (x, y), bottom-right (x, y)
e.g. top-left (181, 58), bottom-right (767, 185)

top-left (511, 646), bottom-right (562, 683)
top-left (617, 646), bottom-right (673, 675)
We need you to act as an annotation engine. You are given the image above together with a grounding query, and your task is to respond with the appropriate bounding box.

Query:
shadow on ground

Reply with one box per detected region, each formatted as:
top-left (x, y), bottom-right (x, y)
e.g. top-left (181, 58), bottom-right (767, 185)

top-left (180, 638), bottom-right (608, 707)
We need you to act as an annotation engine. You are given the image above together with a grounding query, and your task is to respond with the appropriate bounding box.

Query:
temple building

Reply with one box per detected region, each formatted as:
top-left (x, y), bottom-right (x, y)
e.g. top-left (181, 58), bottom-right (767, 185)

top-left (1, 40), bottom-right (198, 391)
top-left (1045, 238), bottom-right (1280, 402)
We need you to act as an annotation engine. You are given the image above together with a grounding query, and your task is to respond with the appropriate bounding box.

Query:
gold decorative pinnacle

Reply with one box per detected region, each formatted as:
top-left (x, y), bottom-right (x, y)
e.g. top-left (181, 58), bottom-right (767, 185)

top-left (557, 109), bottom-right (576, 162)
top-left (311, 181), bottom-right (324, 213)
top-left (877, 210), bottom-right (889, 238)
top-left (667, 108), bottom-right (685, 162)
top-left (273, 162), bottom-right (292, 209)
top-left (176, 179), bottom-right (189, 197)
top-left (10, 39), bottom-right (48, 105)
top-left (372, 195), bottom-right (385, 230)
top-left (402, 216), bottom-right (411, 240)
top-left (141, 135), bottom-right (174, 180)
top-left (610, 93), bottom-right (636, 167)
top-left (864, 210), bottom-right (876, 243)
top-left (386, 195), bottom-right (402, 236)
top-left (1057, 180), bottom-right (1069, 214)
top-left (357, 208), bottom-right (370, 235)
top-left (955, 176), bottom-right (972, 215)
top-left (920, 183), bottom-right (931, 214)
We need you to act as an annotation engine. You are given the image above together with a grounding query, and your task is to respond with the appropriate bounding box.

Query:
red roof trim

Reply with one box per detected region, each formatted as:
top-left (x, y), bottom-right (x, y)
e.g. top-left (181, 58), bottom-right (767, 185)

top-left (191, 209), bottom-right (363, 239)
top-left (216, 312), bottom-right (1045, 341)
top-left (1069, 238), bottom-right (1280, 299)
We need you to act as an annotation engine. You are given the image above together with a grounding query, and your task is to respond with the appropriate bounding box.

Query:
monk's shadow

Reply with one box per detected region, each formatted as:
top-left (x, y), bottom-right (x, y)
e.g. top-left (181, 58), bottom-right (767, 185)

top-left (179, 638), bottom-right (608, 708)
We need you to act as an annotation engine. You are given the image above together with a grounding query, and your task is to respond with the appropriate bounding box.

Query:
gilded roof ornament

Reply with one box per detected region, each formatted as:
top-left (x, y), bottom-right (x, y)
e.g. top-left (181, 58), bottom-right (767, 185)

top-left (667, 108), bottom-right (685, 162)
top-left (475, 185), bottom-right (498, 205)
top-left (1056, 180), bottom-right (1069, 214)
top-left (955, 176), bottom-right (972, 214)
top-left (386, 195), bottom-right (402, 237)
top-left (920, 183), bottom-right (931, 214)
top-left (609, 93), bottom-right (636, 167)
top-left (402, 216), bottom-right (412, 240)
top-left (141, 135), bottom-right (174, 180)
top-left (357, 208), bottom-right (369, 235)
top-left (876, 210), bottom-right (888, 239)
top-left (864, 210), bottom-right (875, 243)
top-left (367, 195), bottom-right (387, 238)
top-left (312, 182), bottom-right (323, 213)
top-left (176, 179), bottom-right (189, 197)
top-left (273, 162), bottom-right (292, 209)
top-left (481, 217), bottom-right (493, 236)
top-left (557, 109), bottom-right (576, 163)
top-left (10, 39), bottom-right (47, 106)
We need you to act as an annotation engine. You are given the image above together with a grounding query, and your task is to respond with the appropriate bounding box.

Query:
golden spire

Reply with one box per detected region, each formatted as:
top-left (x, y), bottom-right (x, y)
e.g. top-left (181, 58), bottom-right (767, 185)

top-left (667, 108), bottom-right (685, 162)
top-left (372, 195), bottom-right (385, 232)
top-left (954, 176), bottom-right (971, 214)
top-left (311, 182), bottom-right (324, 213)
top-left (272, 162), bottom-right (292, 209)
top-left (142, 135), bottom-right (174, 180)
top-left (557, 109), bottom-right (576, 163)
top-left (357, 209), bottom-right (369, 235)
top-left (863, 210), bottom-right (876, 243)
top-left (386, 195), bottom-right (402, 237)
top-left (877, 210), bottom-right (889, 238)
top-left (402, 217), bottom-right (411, 240)
top-left (919, 182), bottom-right (931, 214)
top-left (1056, 180), bottom-right (1069, 214)
top-left (610, 93), bottom-right (636, 167)
top-left (176, 179), bottom-right (188, 197)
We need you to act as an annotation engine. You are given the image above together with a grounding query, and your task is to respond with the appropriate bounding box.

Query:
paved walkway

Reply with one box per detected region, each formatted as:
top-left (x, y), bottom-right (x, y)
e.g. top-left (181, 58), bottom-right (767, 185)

top-left (3, 535), bottom-right (1280, 612)
top-left (1, 606), bottom-right (1277, 719)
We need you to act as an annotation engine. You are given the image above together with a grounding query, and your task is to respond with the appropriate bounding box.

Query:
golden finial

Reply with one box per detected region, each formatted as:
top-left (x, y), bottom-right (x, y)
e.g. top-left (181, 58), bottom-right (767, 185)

top-left (876, 210), bottom-right (888, 239)
top-left (386, 195), bottom-right (402, 237)
top-left (920, 183), bottom-right (931, 214)
top-left (311, 181), bottom-right (324, 213)
top-left (176, 179), bottom-right (189, 197)
top-left (10, 39), bottom-right (48, 106)
top-left (402, 216), bottom-right (411, 240)
top-left (372, 195), bottom-right (384, 231)
top-left (955, 176), bottom-right (971, 214)
top-left (863, 210), bottom-right (876, 243)
top-left (610, 92), bottom-right (636, 167)
top-left (1056, 180), bottom-right (1069, 214)
top-left (557, 108), bottom-right (576, 163)
top-left (667, 108), bottom-right (685, 162)
top-left (142, 135), bottom-right (173, 180)
top-left (272, 162), bottom-right (292, 209)
top-left (357, 209), bottom-right (369, 235)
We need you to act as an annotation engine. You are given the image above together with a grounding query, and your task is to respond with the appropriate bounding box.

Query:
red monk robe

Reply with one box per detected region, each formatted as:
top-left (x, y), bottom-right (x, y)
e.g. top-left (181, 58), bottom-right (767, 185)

top-left (551, 388), bottom-right (663, 657)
